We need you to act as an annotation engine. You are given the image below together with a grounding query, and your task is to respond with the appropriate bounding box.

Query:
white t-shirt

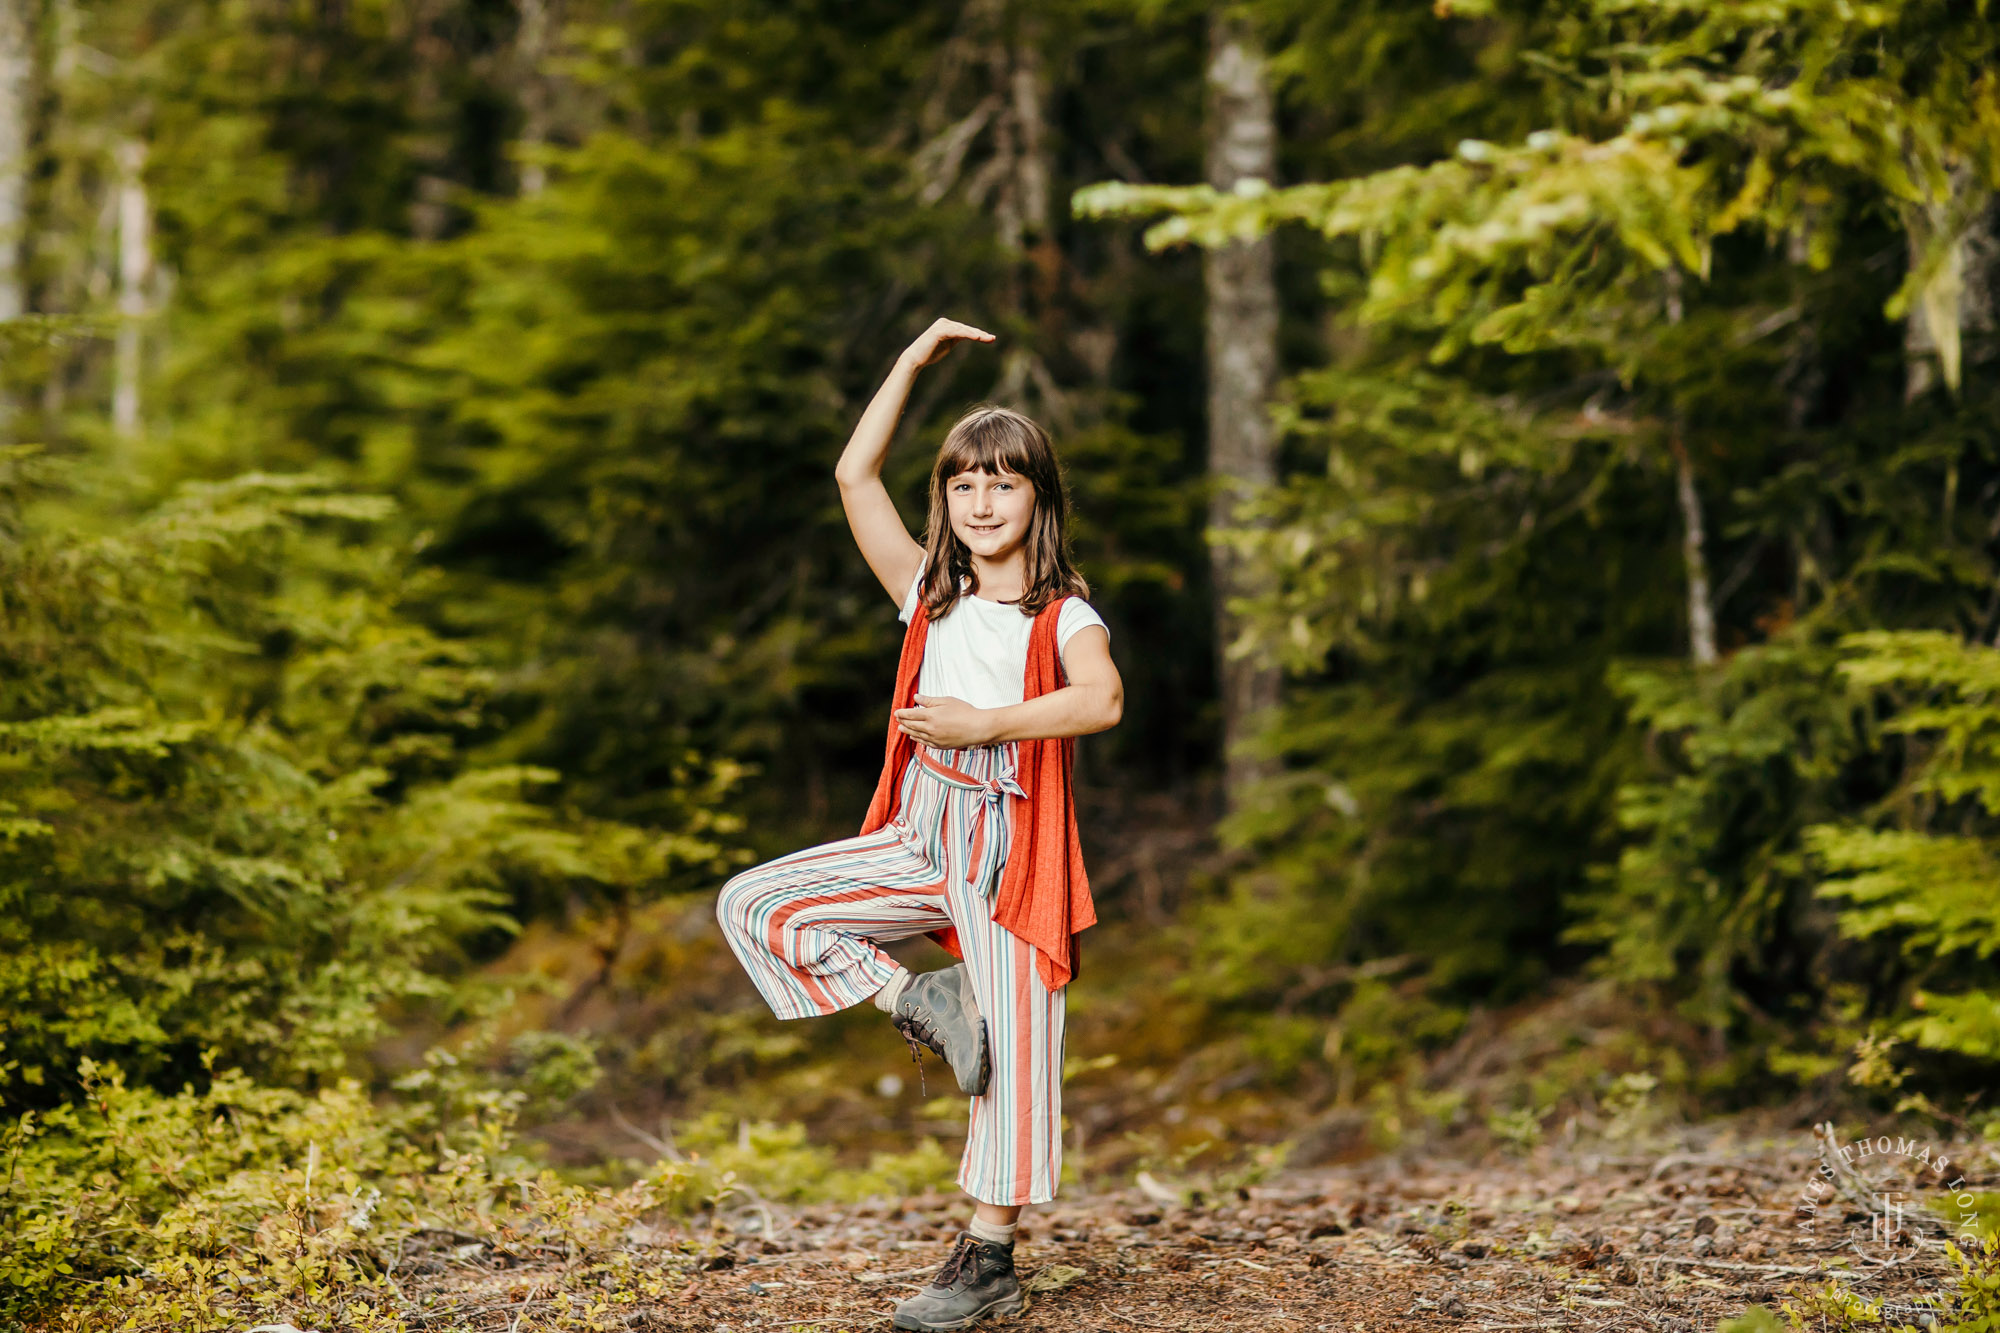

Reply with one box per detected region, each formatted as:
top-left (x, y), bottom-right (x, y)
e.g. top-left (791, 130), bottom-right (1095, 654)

top-left (898, 567), bottom-right (1110, 710)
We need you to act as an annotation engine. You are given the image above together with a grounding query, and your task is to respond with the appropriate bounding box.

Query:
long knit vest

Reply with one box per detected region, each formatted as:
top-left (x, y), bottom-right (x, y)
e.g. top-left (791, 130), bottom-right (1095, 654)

top-left (859, 593), bottom-right (1096, 991)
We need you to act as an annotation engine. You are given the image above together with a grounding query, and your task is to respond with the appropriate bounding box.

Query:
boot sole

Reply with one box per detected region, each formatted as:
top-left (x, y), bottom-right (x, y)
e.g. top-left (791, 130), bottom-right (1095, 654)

top-left (890, 1288), bottom-right (1026, 1331)
top-left (958, 1018), bottom-right (992, 1096)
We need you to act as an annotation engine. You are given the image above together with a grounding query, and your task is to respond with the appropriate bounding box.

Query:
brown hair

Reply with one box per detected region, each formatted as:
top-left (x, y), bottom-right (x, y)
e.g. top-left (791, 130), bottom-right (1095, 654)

top-left (918, 404), bottom-right (1088, 619)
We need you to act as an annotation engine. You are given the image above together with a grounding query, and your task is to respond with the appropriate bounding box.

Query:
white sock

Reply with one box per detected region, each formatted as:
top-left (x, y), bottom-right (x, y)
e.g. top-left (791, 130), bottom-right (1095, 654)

top-left (871, 965), bottom-right (914, 1013)
top-left (967, 1216), bottom-right (1017, 1247)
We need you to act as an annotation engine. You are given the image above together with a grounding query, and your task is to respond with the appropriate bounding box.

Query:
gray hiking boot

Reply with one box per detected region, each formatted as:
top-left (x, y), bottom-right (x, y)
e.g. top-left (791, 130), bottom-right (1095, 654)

top-left (891, 964), bottom-right (990, 1096)
top-left (891, 1232), bottom-right (1024, 1331)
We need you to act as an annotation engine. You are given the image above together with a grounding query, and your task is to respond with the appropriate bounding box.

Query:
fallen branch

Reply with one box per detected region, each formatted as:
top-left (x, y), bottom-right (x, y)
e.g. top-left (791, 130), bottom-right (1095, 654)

top-left (1101, 1310), bottom-right (1184, 1330)
top-left (405, 1298), bottom-right (555, 1327)
top-left (1640, 1248), bottom-right (1832, 1272)
top-left (1647, 1153), bottom-right (1794, 1183)
top-left (850, 1264), bottom-right (942, 1284)
top-left (1643, 1256), bottom-right (1825, 1276)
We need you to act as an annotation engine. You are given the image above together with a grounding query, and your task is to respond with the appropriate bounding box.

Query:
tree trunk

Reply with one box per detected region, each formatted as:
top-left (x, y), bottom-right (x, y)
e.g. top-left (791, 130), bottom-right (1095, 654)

top-left (113, 138), bottom-right (149, 439)
top-left (1670, 435), bottom-right (1717, 667)
top-left (0, 0), bottom-right (29, 324)
top-left (955, 2), bottom-right (1070, 429)
top-left (1664, 267), bottom-right (1716, 668)
top-left (515, 0), bottom-right (555, 195)
top-left (1203, 12), bottom-right (1281, 807)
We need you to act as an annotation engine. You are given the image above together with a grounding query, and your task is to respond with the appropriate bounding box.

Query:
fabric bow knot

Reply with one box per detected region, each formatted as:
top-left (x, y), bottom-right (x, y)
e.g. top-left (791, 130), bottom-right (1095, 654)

top-left (964, 770), bottom-right (1026, 888)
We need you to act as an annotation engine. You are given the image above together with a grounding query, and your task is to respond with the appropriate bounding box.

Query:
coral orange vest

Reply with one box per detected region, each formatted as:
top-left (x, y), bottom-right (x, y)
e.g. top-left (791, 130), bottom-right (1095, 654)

top-left (860, 594), bottom-right (1096, 991)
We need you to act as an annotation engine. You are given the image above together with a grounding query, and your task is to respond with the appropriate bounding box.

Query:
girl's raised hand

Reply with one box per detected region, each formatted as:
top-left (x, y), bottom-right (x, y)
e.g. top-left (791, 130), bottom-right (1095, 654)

top-left (838, 320), bottom-right (991, 611)
top-left (901, 318), bottom-right (996, 370)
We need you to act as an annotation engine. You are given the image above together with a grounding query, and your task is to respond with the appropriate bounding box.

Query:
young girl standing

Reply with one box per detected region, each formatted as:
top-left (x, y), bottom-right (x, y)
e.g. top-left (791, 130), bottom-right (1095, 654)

top-left (716, 317), bottom-right (1122, 1331)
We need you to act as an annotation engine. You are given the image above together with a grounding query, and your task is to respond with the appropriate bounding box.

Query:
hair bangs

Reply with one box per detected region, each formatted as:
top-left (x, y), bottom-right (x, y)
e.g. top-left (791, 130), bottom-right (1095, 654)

top-left (939, 410), bottom-right (1038, 481)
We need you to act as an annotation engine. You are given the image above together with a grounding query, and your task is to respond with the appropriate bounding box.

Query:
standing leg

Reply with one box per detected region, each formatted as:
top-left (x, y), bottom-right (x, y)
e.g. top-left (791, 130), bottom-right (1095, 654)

top-left (891, 746), bottom-right (1055, 1332)
top-left (947, 866), bottom-right (1067, 1206)
top-left (927, 744), bottom-right (1067, 1207)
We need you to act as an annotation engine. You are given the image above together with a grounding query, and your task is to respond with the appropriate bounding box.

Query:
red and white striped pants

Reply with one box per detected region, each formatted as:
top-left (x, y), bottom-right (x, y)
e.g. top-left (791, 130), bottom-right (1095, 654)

top-left (715, 741), bottom-right (1066, 1206)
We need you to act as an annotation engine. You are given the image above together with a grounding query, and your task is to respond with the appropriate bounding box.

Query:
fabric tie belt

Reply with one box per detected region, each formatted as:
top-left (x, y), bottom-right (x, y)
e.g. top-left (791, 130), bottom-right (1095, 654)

top-left (916, 749), bottom-right (1027, 890)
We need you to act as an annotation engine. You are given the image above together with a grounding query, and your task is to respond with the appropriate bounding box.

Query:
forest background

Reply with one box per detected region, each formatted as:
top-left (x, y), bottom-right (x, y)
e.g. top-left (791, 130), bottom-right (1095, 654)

top-left (3, 0), bottom-right (2000, 1323)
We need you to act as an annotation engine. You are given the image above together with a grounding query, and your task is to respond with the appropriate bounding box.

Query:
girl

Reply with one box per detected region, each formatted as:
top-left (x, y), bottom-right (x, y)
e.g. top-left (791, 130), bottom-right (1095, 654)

top-left (716, 317), bottom-right (1122, 1332)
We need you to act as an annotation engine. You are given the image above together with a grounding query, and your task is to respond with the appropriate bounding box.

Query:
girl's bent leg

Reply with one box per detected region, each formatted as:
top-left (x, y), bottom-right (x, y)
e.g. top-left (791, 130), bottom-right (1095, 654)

top-left (715, 825), bottom-right (951, 1021)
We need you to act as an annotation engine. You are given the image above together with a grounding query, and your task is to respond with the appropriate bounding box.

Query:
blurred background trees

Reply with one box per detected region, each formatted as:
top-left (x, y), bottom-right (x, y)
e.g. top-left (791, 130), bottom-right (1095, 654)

top-left (4, 0), bottom-right (2000, 1311)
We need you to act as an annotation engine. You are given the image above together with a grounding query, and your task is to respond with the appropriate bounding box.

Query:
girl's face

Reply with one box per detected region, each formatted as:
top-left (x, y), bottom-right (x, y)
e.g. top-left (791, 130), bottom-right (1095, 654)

top-left (947, 467), bottom-right (1037, 562)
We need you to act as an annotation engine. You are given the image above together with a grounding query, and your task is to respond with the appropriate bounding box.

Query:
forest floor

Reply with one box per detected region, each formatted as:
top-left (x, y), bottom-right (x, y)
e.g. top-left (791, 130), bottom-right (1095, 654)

top-left (389, 1127), bottom-right (1989, 1332)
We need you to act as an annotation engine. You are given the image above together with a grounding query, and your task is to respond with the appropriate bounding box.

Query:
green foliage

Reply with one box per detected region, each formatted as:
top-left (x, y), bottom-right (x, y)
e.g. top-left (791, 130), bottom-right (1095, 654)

top-left (1574, 631), bottom-right (1860, 1027)
top-left (0, 453), bottom-right (728, 1102)
top-left (1076, 0), bottom-right (2000, 1113)
top-left (0, 1048), bottom-right (951, 1321)
top-left (1, 1004), bottom-right (955, 1320)
top-left (672, 1111), bottom-right (958, 1205)
top-left (1719, 1306), bottom-right (1788, 1333)
top-left (0, 442), bottom-right (740, 1316)
top-left (0, 1028), bottom-right (578, 1315)
top-left (1803, 630), bottom-right (2000, 1064)
top-left (106, 0), bottom-right (1215, 845)
top-left (1085, 0), bottom-right (2000, 379)
top-left (1779, 1232), bottom-right (2000, 1333)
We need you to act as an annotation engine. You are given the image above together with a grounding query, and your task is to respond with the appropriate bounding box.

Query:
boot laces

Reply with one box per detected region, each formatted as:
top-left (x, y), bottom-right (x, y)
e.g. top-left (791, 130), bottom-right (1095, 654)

top-left (932, 1234), bottom-right (982, 1289)
top-left (892, 1008), bottom-right (940, 1096)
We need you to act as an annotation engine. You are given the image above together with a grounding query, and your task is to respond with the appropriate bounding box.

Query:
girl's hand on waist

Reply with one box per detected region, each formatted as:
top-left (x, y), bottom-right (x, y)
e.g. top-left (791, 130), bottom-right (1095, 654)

top-left (895, 693), bottom-right (995, 749)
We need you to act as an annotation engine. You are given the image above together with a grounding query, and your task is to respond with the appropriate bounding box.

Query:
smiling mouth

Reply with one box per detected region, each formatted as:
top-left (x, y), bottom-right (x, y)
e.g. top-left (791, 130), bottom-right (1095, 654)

top-left (968, 523), bottom-right (1004, 532)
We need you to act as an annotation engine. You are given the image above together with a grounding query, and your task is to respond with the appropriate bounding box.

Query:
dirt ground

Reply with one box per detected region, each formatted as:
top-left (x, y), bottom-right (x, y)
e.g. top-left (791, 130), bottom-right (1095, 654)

top-left (392, 1128), bottom-right (1994, 1331)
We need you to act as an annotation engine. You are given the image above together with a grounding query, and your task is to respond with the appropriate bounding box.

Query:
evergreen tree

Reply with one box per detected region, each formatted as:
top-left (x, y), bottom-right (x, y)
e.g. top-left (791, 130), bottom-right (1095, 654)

top-left (0, 441), bottom-right (729, 1105)
top-left (1081, 0), bottom-right (2000, 1096)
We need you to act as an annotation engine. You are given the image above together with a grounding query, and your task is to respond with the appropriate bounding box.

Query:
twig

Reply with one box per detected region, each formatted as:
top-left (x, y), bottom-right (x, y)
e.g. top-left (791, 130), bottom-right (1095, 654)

top-left (1643, 1256), bottom-right (1823, 1276)
top-left (507, 1282), bottom-right (542, 1333)
top-left (405, 1224), bottom-right (490, 1245)
top-left (852, 1263), bottom-right (943, 1283)
top-left (1646, 1152), bottom-right (1793, 1183)
top-left (607, 1104), bottom-right (684, 1163)
top-left (405, 1300), bottom-right (554, 1327)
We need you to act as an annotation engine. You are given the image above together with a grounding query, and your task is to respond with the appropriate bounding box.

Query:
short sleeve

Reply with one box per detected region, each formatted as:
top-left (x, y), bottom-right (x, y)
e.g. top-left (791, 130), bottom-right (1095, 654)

top-left (898, 564), bottom-right (924, 623)
top-left (1056, 598), bottom-right (1109, 657)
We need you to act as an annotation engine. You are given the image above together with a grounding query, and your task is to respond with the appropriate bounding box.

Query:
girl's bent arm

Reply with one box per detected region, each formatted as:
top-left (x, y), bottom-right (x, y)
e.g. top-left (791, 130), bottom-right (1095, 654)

top-left (894, 627), bottom-right (1124, 746)
top-left (838, 318), bottom-right (994, 605)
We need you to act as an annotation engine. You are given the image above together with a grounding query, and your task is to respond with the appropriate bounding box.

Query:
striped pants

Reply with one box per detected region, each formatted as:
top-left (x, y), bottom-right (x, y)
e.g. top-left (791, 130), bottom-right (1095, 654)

top-left (715, 741), bottom-right (1065, 1206)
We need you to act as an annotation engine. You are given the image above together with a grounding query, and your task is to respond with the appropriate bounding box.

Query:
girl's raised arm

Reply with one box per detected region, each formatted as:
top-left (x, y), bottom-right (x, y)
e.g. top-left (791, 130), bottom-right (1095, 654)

top-left (836, 318), bottom-right (995, 605)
